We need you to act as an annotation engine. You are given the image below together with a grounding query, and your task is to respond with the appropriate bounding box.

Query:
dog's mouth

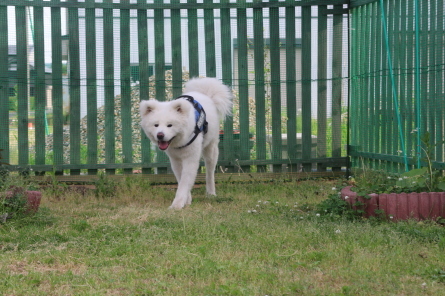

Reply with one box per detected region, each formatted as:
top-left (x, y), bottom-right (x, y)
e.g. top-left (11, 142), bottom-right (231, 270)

top-left (158, 137), bottom-right (174, 150)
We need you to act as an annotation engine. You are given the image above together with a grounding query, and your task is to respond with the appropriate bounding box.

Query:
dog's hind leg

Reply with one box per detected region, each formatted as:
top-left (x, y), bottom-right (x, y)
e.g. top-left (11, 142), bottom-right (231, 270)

top-left (202, 142), bottom-right (218, 196)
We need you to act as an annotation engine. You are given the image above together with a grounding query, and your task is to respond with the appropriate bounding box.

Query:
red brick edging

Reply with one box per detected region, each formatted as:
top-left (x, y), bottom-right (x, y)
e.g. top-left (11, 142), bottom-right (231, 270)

top-left (3, 190), bottom-right (42, 213)
top-left (341, 186), bottom-right (445, 221)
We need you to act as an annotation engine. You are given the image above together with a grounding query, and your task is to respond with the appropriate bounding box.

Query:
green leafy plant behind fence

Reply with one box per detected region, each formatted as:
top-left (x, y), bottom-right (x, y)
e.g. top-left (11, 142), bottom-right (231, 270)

top-left (0, 1), bottom-right (349, 178)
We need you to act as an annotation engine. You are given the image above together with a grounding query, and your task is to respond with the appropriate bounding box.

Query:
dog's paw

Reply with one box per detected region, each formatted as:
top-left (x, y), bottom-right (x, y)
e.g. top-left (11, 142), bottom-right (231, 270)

top-left (169, 201), bottom-right (186, 210)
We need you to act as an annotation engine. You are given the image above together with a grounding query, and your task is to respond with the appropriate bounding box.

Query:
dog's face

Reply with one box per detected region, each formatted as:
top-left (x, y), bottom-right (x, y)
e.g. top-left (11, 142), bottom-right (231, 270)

top-left (140, 99), bottom-right (194, 150)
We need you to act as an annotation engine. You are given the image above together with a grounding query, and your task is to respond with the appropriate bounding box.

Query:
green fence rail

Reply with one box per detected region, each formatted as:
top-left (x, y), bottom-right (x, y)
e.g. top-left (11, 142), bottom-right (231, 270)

top-left (349, 0), bottom-right (445, 172)
top-left (0, 0), bottom-right (349, 179)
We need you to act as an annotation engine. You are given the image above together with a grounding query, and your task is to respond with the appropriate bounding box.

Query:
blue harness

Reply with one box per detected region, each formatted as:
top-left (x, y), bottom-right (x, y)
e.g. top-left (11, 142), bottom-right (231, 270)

top-left (175, 95), bottom-right (208, 149)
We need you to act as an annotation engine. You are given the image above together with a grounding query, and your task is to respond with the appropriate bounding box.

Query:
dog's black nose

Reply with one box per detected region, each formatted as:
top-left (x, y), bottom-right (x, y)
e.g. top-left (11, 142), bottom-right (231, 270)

top-left (157, 132), bottom-right (164, 140)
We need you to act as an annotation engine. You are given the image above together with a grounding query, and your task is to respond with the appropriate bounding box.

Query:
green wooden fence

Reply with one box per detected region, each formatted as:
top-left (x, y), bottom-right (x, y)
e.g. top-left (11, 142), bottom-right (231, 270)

top-left (349, 0), bottom-right (445, 172)
top-left (0, 0), bottom-right (349, 180)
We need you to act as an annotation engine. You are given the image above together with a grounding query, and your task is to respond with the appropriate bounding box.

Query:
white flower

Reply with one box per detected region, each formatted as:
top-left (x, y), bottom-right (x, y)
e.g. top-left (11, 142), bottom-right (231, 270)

top-left (256, 204), bottom-right (260, 207)
top-left (275, 202), bottom-right (279, 204)
top-left (398, 178), bottom-right (403, 181)
top-left (413, 181), bottom-right (416, 184)
top-left (387, 176), bottom-right (391, 179)
top-left (247, 210), bottom-right (251, 213)
top-left (252, 210), bottom-right (257, 213)
top-left (258, 200), bottom-right (261, 203)
top-left (316, 213), bottom-right (320, 217)
top-left (332, 187), bottom-right (337, 191)
top-left (335, 229), bottom-right (341, 234)
top-left (390, 216), bottom-right (394, 219)
top-left (344, 196), bottom-right (349, 200)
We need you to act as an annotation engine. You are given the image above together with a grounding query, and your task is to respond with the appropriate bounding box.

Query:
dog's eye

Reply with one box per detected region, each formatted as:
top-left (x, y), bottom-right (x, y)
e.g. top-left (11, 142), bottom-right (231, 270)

top-left (155, 124), bottom-right (159, 127)
top-left (167, 124), bottom-right (172, 128)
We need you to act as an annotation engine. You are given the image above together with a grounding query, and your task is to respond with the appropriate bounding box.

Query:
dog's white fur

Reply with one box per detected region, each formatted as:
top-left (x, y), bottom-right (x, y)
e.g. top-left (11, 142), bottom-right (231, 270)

top-left (139, 77), bottom-right (233, 209)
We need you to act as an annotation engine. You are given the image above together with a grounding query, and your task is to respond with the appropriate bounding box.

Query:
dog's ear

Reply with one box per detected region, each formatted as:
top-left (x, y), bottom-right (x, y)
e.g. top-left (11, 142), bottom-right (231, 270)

top-left (171, 100), bottom-right (189, 114)
top-left (139, 100), bottom-right (156, 117)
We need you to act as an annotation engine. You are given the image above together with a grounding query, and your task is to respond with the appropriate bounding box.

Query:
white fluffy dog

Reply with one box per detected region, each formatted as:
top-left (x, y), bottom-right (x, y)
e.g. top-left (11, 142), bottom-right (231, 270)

top-left (139, 77), bottom-right (233, 209)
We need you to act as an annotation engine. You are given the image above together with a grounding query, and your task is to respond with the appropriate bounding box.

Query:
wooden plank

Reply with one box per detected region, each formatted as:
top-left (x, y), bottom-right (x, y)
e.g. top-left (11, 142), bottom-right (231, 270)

top-left (15, 6), bottom-right (29, 167)
top-left (33, 1), bottom-right (47, 170)
top-left (68, 1), bottom-right (81, 175)
top-left (0, 5), bottom-right (9, 163)
top-left (187, 0), bottom-right (199, 77)
top-left (6, 156), bottom-right (349, 172)
top-left (120, 1), bottom-right (132, 174)
top-left (86, 0), bottom-right (98, 175)
top-left (369, 1), bottom-right (378, 169)
top-left (379, 0), bottom-right (389, 171)
top-left (350, 0), bottom-right (378, 8)
top-left (220, 0), bottom-right (235, 172)
top-left (405, 2), bottom-right (414, 164)
top-left (51, 0), bottom-right (64, 174)
top-left (349, 150), bottom-right (445, 171)
top-left (137, 0), bottom-right (153, 174)
top-left (436, 0), bottom-right (444, 161)
top-left (269, 2), bottom-right (282, 172)
top-left (349, 5), bottom-right (358, 168)
top-left (354, 5), bottom-right (367, 169)
top-left (419, 0), bottom-right (428, 139)
top-left (317, 5), bottom-right (327, 172)
top-left (376, 2), bottom-right (385, 169)
top-left (204, 0), bottom-right (216, 77)
top-left (398, 0), bottom-right (408, 170)
top-left (236, 0), bottom-right (250, 172)
top-left (387, 0), bottom-right (396, 172)
top-left (286, 0), bottom-right (298, 172)
top-left (427, 0), bottom-right (436, 148)
top-left (301, 5), bottom-right (311, 172)
top-left (154, 0), bottom-right (168, 173)
top-left (0, 0), bottom-right (350, 10)
top-left (253, 0), bottom-right (266, 173)
top-left (32, 170), bottom-right (348, 185)
top-left (331, 4), bottom-right (343, 172)
top-left (171, 0), bottom-right (182, 98)
top-left (103, 0), bottom-right (116, 175)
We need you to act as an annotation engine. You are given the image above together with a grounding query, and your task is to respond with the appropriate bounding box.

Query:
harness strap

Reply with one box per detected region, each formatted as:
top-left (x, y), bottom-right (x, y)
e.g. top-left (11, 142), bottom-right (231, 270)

top-left (175, 95), bottom-right (208, 149)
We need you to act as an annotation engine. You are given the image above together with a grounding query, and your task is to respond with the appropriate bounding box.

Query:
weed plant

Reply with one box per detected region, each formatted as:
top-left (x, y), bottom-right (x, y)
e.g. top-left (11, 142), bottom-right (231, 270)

top-left (1, 176), bottom-right (445, 295)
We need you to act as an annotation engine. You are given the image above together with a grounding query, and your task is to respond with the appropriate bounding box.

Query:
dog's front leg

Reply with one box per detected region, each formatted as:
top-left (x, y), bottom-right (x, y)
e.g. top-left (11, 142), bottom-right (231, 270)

top-left (169, 158), bottom-right (200, 210)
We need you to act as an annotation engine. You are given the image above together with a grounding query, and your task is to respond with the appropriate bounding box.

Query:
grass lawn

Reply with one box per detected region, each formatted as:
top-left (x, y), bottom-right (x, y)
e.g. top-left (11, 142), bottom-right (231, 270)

top-left (1, 177), bottom-right (445, 295)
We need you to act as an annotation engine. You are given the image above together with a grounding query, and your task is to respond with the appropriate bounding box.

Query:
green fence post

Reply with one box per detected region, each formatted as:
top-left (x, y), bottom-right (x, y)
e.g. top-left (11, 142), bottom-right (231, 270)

top-left (253, 0), bottom-right (266, 173)
top-left (104, 0), bottom-right (116, 175)
top-left (51, 0), bottom-right (64, 174)
top-left (286, 0), bottom-right (298, 172)
top-left (137, 0), bottom-right (153, 174)
top-left (237, 1), bottom-right (250, 173)
top-left (121, 1), bottom-right (132, 174)
top-left (86, 0), bottom-right (98, 176)
top-left (301, 5), bottom-right (311, 172)
top-left (0, 4), bottom-right (8, 165)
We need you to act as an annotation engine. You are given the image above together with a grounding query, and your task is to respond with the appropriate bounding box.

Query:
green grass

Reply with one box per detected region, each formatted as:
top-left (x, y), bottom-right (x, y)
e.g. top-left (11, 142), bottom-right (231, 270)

top-left (1, 177), bottom-right (445, 295)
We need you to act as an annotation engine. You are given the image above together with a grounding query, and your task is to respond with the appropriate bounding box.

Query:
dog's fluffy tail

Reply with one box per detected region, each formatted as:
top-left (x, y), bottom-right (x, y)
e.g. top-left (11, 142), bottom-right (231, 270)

top-left (184, 77), bottom-right (233, 119)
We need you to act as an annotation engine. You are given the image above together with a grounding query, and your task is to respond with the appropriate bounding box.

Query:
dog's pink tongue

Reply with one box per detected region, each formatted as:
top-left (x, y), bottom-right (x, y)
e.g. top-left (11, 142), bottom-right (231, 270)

top-left (158, 141), bottom-right (169, 150)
